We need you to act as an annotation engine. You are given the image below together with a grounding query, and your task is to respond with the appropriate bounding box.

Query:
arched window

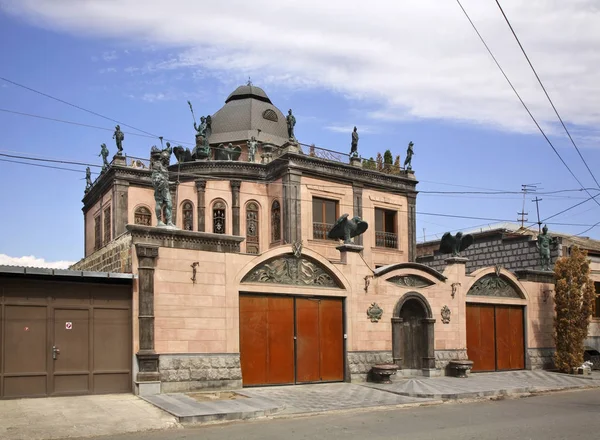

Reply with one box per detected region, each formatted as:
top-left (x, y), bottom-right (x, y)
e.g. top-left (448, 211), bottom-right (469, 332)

top-left (213, 200), bottom-right (226, 234)
top-left (271, 200), bottom-right (281, 242)
top-left (246, 201), bottom-right (259, 254)
top-left (182, 200), bottom-right (194, 231)
top-left (134, 206), bottom-right (152, 226)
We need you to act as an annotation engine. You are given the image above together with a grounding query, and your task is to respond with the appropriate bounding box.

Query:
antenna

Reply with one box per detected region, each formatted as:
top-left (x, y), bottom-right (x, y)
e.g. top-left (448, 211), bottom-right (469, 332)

top-left (532, 197), bottom-right (543, 233)
top-left (423, 228), bottom-right (426, 242)
top-left (518, 183), bottom-right (539, 227)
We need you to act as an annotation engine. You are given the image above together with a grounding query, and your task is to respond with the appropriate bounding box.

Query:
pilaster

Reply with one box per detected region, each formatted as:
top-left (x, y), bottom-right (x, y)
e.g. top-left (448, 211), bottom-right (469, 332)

top-left (231, 180), bottom-right (241, 236)
top-left (283, 169), bottom-right (302, 244)
top-left (353, 183), bottom-right (364, 246)
top-left (112, 179), bottom-right (129, 238)
top-left (407, 193), bottom-right (417, 262)
top-left (195, 179), bottom-right (206, 232)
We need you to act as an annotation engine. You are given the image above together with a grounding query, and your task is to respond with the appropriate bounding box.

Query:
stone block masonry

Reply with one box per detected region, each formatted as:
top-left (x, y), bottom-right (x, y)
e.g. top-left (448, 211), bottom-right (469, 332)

top-left (528, 348), bottom-right (555, 370)
top-left (70, 233), bottom-right (132, 273)
top-left (435, 349), bottom-right (469, 373)
top-left (159, 353), bottom-right (242, 392)
top-left (347, 351), bottom-right (393, 382)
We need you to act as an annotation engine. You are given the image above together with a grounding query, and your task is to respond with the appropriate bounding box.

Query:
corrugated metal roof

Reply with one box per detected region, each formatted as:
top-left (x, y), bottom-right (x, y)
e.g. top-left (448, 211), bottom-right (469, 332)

top-left (0, 265), bottom-right (135, 280)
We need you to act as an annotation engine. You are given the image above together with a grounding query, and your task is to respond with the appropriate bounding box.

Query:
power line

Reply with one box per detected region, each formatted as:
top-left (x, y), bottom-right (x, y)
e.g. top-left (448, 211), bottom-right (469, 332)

top-left (454, 0), bottom-right (600, 211)
top-left (0, 158), bottom-right (91, 174)
top-left (0, 152), bottom-right (102, 168)
top-left (494, 0), bottom-right (600, 189)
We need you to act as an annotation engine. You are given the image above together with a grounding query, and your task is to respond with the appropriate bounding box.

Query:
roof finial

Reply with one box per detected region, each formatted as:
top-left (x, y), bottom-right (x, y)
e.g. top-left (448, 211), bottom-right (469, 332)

top-left (247, 76), bottom-right (252, 86)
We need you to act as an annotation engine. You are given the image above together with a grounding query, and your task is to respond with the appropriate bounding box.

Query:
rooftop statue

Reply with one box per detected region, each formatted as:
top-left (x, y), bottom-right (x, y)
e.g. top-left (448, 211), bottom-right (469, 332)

top-left (99, 143), bottom-right (109, 171)
top-left (150, 143), bottom-right (175, 227)
top-left (113, 125), bottom-right (124, 155)
top-left (188, 100), bottom-right (212, 160)
top-left (350, 126), bottom-right (359, 158)
top-left (537, 224), bottom-right (558, 271)
top-left (84, 167), bottom-right (92, 193)
top-left (215, 143), bottom-right (242, 161)
top-left (328, 213), bottom-right (369, 244)
top-left (404, 141), bottom-right (414, 171)
top-left (286, 109), bottom-right (296, 140)
top-left (247, 136), bottom-right (259, 162)
top-left (439, 231), bottom-right (474, 257)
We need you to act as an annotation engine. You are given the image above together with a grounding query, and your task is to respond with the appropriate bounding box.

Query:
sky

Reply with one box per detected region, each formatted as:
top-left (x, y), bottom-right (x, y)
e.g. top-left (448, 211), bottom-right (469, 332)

top-left (1, 0), bottom-right (600, 268)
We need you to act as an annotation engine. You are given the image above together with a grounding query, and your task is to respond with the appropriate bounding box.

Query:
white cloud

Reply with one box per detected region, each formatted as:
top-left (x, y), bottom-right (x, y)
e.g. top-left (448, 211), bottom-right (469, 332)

top-left (102, 50), bottom-right (118, 62)
top-left (99, 67), bottom-right (117, 74)
top-left (3, 0), bottom-right (600, 136)
top-left (0, 254), bottom-right (75, 269)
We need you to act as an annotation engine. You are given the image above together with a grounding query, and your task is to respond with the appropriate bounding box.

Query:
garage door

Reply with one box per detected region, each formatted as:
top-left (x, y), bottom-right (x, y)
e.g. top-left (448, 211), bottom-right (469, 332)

top-left (239, 294), bottom-right (344, 386)
top-left (466, 304), bottom-right (525, 372)
top-left (0, 277), bottom-right (132, 399)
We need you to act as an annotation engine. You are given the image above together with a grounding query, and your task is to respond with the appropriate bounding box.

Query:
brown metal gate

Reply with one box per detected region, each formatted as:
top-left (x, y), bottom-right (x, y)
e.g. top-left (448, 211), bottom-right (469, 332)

top-left (239, 294), bottom-right (344, 386)
top-left (466, 304), bottom-right (525, 372)
top-left (0, 277), bottom-right (132, 399)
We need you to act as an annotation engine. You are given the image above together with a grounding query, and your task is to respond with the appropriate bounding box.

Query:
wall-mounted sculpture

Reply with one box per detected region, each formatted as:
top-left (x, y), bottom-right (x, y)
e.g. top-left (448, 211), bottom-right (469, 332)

top-left (441, 305), bottom-right (451, 324)
top-left (367, 303), bottom-right (383, 322)
top-left (328, 214), bottom-right (369, 244)
top-left (386, 275), bottom-right (434, 288)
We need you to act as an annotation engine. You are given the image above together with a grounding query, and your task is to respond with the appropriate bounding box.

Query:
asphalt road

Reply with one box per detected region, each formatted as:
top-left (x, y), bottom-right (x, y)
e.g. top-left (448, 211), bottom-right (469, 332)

top-left (73, 389), bottom-right (600, 440)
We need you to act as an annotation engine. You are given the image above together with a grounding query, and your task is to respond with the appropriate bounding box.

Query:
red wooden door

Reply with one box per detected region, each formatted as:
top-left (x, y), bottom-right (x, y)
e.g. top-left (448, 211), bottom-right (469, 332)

top-left (239, 295), bottom-right (294, 386)
top-left (466, 304), bottom-right (496, 372)
top-left (296, 298), bottom-right (321, 382)
top-left (496, 306), bottom-right (524, 370)
top-left (318, 299), bottom-right (344, 381)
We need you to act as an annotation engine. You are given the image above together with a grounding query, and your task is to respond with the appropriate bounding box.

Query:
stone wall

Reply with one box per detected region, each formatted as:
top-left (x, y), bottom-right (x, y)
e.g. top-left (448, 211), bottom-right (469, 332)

top-left (528, 347), bottom-right (555, 370)
top-left (347, 351), bottom-right (393, 382)
top-left (70, 233), bottom-right (132, 273)
top-left (159, 353), bottom-right (242, 392)
top-left (435, 349), bottom-right (469, 373)
top-left (417, 233), bottom-right (561, 274)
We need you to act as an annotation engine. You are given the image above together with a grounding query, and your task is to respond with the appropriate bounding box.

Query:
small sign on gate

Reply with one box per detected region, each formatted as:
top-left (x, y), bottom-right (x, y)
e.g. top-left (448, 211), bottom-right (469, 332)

top-left (65, 321), bottom-right (73, 330)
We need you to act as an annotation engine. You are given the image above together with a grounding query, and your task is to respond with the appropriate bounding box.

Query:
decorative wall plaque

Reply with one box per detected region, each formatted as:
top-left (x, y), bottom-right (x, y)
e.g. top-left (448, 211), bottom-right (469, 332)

top-left (467, 274), bottom-right (522, 299)
top-left (387, 275), bottom-right (434, 288)
top-left (441, 305), bottom-right (451, 324)
top-left (242, 254), bottom-right (339, 288)
top-left (367, 303), bottom-right (383, 322)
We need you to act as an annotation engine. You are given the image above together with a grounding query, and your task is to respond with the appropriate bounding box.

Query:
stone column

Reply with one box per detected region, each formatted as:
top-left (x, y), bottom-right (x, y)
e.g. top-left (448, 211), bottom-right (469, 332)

top-left (353, 183), bottom-right (364, 246)
top-left (283, 169), bottom-right (302, 244)
top-left (407, 193), bottom-right (417, 262)
top-left (422, 318), bottom-right (437, 375)
top-left (231, 180), bottom-right (241, 236)
top-left (391, 317), bottom-right (404, 368)
top-left (135, 243), bottom-right (160, 391)
top-left (112, 179), bottom-right (129, 238)
top-left (195, 179), bottom-right (206, 232)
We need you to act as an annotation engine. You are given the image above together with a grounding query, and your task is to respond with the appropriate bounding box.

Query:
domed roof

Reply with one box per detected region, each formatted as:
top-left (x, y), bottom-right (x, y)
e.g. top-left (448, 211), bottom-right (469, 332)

top-left (209, 84), bottom-right (289, 146)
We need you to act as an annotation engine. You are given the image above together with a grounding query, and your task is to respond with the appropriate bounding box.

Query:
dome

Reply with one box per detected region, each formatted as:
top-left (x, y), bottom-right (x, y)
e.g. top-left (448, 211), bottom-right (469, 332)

top-left (209, 84), bottom-right (289, 146)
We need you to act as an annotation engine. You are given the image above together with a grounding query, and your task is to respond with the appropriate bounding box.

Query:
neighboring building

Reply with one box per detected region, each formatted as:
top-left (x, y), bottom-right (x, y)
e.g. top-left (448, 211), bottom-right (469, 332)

top-left (3, 85), bottom-right (596, 399)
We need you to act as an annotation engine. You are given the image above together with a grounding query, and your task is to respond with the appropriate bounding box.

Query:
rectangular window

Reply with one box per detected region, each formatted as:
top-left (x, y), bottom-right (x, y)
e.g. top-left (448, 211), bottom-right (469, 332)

top-left (375, 208), bottom-right (398, 249)
top-left (94, 215), bottom-right (102, 251)
top-left (594, 282), bottom-right (600, 319)
top-left (312, 197), bottom-right (338, 240)
top-left (103, 207), bottom-right (111, 245)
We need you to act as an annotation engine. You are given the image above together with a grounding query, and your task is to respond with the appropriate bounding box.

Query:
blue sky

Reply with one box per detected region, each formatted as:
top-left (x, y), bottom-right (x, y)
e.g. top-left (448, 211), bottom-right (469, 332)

top-left (1, 0), bottom-right (599, 266)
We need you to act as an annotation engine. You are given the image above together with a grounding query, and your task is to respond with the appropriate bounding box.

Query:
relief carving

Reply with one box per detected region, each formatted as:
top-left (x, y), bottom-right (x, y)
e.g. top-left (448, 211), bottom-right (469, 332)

top-left (386, 275), bottom-right (434, 288)
top-left (467, 274), bottom-right (522, 299)
top-left (242, 254), bottom-right (340, 288)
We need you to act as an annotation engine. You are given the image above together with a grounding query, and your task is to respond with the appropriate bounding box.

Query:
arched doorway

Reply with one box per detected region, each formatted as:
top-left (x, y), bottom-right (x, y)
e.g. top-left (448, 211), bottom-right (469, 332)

top-left (392, 293), bottom-right (436, 374)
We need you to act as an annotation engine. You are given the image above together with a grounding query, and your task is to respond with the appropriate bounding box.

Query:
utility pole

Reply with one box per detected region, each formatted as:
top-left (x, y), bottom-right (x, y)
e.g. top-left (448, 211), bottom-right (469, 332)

top-left (532, 197), bottom-right (543, 233)
top-left (517, 183), bottom-right (539, 228)
top-left (423, 228), bottom-right (426, 242)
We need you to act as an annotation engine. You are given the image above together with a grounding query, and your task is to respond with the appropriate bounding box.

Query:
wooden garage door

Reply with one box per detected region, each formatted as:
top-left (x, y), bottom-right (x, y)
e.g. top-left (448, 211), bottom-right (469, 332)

top-left (239, 295), bottom-right (344, 386)
top-left (467, 304), bottom-right (524, 372)
top-left (0, 277), bottom-right (132, 399)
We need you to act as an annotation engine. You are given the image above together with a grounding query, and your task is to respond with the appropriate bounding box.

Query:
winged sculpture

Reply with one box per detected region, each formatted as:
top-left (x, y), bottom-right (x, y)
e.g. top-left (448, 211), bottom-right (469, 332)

top-left (439, 231), bottom-right (474, 256)
top-left (327, 214), bottom-right (369, 244)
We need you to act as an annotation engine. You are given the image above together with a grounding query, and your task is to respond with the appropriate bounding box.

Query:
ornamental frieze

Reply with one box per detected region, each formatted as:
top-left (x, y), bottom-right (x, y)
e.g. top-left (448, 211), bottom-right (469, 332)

top-left (242, 254), bottom-right (340, 288)
top-left (467, 274), bottom-right (522, 299)
top-left (386, 275), bottom-right (434, 288)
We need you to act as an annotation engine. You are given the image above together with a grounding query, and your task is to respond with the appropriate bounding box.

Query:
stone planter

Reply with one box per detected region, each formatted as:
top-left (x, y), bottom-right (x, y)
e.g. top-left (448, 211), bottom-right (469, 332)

top-left (447, 360), bottom-right (474, 378)
top-left (371, 364), bottom-right (399, 384)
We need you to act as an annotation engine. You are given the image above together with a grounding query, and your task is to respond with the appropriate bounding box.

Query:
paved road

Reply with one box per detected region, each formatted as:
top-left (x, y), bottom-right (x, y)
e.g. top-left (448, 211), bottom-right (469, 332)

top-left (69, 389), bottom-right (600, 440)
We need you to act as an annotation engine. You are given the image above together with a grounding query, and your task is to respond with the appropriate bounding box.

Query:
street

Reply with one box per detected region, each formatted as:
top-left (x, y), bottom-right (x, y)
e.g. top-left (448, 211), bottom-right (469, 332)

top-left (66, 389), bottom-right (600, 440)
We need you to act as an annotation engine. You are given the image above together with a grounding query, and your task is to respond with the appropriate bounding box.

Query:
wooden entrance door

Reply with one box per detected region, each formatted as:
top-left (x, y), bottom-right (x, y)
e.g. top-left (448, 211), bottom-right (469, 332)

top-left (239, 294), bottom-right (344, 386)
top-left (399, 299), bottom-right (427, 370)
top-left (467, 304), bottom-right (524, 372)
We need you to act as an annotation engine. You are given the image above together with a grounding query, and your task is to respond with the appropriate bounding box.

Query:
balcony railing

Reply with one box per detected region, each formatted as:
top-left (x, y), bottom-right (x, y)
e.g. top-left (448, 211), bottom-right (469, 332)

top-left (376, 231), bottom-right (398, 249)
top-left (313, 222), bottom-right (335, 241)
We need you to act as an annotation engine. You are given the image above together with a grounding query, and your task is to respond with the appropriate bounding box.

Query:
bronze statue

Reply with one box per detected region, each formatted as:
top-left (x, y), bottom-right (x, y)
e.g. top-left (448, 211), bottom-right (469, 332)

top-left (215, 143), bottom-right (242, 161)
top-left (113, 125), bottom-right (124, 155)
top-left (247, 136), bottom-right (258, 162)
top-left (328, 213), bottom-right (369, 244)
top-left (99, 143), bottom-right (109, 171)
top-left (150, 144), bottom-right (174, 227)
top-left (404, 141), bottom-right (414, 171)
top-left (350, 126), bottom-right (359, 157)
top-left (286, 109), bottom-right (296, 140)
top-left (84, 167), bottom-right (92, 192)
top-left (439, 231), bottom-right (474, 256)
top-left (537, 225), bottom-right (558, 271)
